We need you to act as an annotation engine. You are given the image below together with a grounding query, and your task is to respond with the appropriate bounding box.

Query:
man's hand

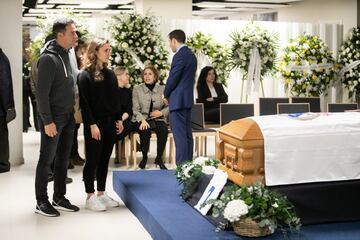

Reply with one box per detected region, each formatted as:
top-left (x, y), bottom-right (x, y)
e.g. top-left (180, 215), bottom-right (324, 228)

top-left (90, 124), bottom-right (101, 140)
top-left (150, 110), bottom-right (162, 119)
top-left (162, 94), bottom-right (169, 106)
top-left (116, 120), bottom-right (124, 134)
top-left (44, 123), bottom-right (57, 137)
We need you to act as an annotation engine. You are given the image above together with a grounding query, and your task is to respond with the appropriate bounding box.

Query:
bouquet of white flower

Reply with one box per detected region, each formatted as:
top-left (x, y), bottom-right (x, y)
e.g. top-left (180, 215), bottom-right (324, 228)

top-left (175, 157), bottom-right (220, 199)
top-left (338, 27), bottom-right (360, 98)
top-left (207, 182), bottom-right (301, 237)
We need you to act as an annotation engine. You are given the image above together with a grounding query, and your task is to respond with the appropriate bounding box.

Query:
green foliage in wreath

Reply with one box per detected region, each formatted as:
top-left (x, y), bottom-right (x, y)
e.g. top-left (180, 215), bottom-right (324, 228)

top-left (27, 10), bottom-right (91, 63)
top-left (229, 22), bottom-right (279, 78)
top-left (175, 157), bottom-right (220, 199)
top-left (338, 27), bottom-right (360, 98)
top-left (107, 13), bottom-right (170, 87)
top-left (186, 32), bottom-right (231, 86)
top-left (207, 182), bottom-right (301, 234)
top-left (278, 34), bottom-right (336, 97)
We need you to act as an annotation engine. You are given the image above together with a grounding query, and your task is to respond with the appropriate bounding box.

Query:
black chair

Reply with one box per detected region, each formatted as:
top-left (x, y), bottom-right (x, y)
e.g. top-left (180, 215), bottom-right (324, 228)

top-left (220, 103), bottom-right (254, 126)
top-left (259, 97), bottom-right (289, 115)
top-left (327, 103), bottom-right (358, 112)
top-left (291, 97), bottom-right (321, 112)
top-left (191, 103), bottom-right (217, 157)
top-left (277, 103), bottom-right (310, 114)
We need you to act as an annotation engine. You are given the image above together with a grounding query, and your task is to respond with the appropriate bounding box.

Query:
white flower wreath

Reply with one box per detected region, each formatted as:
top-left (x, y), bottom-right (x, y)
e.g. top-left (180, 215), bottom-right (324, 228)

top-left (338, 27), bottom-right (360, 98)
top-left (278, 34), bottom-right (336, 97)
top-left (107, 13), bottom-right (169, 87)
top-left (186, 32), bottom-right (231, 86)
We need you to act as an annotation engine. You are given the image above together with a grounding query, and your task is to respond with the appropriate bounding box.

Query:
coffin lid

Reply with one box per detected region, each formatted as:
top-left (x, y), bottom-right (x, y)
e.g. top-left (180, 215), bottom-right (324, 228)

top-left (218, 118), bottom-right (263, 140)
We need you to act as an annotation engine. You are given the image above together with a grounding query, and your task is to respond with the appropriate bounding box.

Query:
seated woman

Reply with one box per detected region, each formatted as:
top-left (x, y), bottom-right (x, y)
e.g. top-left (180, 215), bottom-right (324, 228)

top-left (114, 66), bottom-right (133, 163)
top-left (196, 66), bottom-right (228, 124)
top-left (132, 65), bottom-right (169, 170)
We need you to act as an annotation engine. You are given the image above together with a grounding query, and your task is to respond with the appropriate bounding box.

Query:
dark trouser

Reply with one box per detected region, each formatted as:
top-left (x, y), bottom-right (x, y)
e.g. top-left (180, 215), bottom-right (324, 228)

top-left (83, 117), bottom-right (116, 193)
top-left (0, 117), bottom-right (10, 173)
top-left (134, 121), bottom-right (168, 160)
top-left (35, 113), bottom-right (75, 203)
top-left (70, 123), bottom-right (81, 158)
top-left (170, 108), bottom-right (193, 165)
top-left (204, 107), bottom-right (220, 124)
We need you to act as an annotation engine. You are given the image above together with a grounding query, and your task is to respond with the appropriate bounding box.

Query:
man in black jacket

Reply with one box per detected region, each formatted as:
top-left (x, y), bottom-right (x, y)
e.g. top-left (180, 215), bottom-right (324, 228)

top-left (0, 48), bottom-right (16, 173)
top-left (34, 18), bottom-right (79, 217)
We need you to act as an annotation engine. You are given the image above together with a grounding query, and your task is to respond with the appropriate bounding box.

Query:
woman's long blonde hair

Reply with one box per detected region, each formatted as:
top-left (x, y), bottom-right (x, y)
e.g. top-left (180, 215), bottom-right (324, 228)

top-left (84, 37), bottom-right (109, 81)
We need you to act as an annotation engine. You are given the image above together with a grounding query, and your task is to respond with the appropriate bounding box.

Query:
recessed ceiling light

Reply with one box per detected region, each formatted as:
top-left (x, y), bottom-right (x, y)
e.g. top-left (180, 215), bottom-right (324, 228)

top-left (79, 3), bottom-right (108, 8)
top-left (196, 4), bottom-right (226, 8)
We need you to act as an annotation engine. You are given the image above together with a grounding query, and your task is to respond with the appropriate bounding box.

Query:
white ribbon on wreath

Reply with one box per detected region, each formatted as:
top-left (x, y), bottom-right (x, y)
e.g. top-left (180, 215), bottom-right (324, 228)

top-left (285, 62), bottom-right (334, 72)
top-left (244, 46), bottom-right (262, 95)
top-left (338, 60), bottom-right (360, 76)
top-left (124, 48), bottom-right (145, 70)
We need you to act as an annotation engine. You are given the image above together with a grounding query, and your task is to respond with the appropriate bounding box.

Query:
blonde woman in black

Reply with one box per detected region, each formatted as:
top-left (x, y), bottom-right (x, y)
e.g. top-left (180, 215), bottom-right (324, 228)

top-left (78, 38), bottom-right (122, 211)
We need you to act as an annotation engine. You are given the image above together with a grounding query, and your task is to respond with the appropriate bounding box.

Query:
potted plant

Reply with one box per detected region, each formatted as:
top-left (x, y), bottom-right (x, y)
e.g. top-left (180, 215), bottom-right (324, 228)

top-left (207, 182), bottom-right (301, 237)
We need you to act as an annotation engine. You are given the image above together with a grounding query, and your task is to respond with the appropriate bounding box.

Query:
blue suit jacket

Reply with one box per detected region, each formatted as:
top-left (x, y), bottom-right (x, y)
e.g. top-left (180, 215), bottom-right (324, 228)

top-left (164, 46), bottom-right (197, 111)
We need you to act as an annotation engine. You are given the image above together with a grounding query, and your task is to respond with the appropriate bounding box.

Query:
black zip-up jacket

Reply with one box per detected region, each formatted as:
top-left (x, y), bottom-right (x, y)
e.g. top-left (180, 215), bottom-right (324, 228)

top-left (0, 48), bottom-right (15, 118)
top-left (36, 40), bottom-right (75, 125)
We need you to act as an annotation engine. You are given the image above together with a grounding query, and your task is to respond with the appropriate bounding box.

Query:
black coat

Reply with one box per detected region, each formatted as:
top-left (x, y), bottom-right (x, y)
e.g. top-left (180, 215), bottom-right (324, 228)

top-left (196, 83), bottom-right (228, 109)
top-left (0, 48), bottom-right (15, 118)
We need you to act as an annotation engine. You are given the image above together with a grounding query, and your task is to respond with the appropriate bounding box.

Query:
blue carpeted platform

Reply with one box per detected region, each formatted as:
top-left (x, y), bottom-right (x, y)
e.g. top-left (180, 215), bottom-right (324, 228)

top-left (113, 170), bottom-right (360, 240)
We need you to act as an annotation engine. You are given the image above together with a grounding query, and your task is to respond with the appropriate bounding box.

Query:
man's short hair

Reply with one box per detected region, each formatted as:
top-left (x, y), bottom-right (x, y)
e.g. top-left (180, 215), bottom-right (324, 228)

top-left (168, 29), bottom-right (186, 43)
top-left (52, 18), bottom-right (75, 38)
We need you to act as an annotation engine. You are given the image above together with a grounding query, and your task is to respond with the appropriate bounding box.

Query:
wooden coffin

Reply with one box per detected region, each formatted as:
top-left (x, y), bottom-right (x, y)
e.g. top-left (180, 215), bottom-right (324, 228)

top-left (216, 118), bottom-right (265, 186)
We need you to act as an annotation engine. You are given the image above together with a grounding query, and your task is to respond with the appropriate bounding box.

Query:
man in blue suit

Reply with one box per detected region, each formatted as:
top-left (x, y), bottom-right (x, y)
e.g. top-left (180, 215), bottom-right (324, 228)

top-left (163, 29), bottom-right (197, 165)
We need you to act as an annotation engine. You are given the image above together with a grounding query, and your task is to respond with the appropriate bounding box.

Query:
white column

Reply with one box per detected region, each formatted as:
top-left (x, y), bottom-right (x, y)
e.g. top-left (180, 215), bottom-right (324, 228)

top-left (134, 0), bottom-right (192, 19)
top-left (0, 0), bottom-right (24, 165)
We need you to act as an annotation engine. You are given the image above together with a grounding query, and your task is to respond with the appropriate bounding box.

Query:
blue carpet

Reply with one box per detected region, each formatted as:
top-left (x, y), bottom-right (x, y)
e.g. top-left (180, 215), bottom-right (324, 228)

top-left (113, 170), bottom-right (360, 240)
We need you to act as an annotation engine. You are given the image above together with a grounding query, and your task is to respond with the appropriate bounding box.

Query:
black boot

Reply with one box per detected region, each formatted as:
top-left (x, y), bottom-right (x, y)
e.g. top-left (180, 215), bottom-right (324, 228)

top-left (138, 156), bottom-right (148, 169)
top-left (154, 157), bottom-right (167, 170)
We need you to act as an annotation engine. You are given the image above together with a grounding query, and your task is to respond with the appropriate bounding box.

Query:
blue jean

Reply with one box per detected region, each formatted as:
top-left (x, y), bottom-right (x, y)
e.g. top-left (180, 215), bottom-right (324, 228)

top-left (35, 113), bottom-right (75, 202)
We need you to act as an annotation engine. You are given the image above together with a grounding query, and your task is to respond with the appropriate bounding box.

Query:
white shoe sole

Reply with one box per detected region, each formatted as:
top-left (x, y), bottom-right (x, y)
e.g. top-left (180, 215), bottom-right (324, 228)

top-left (34, 208), bottom-right (59, 217)
top-left (85, 205), bottom-right (106, 211)
top-left (52, 202), bottom-right (78, 212)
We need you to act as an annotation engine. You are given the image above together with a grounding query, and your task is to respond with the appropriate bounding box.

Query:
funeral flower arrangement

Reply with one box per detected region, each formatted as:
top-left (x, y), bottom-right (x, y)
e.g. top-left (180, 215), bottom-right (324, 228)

top-left (278, 34), bottom-right (336, 97)
top-left (27, 10), bottom-right (90, 63)
top-left (176, 157), bottom-right (220, 199)
top-left (229, 22), bottom-right (278, 77)
top-left (207, 182), bottom-right (301, 236)
top-left (186, 32), bottom-right (231, 86)
top-left (107, 13), bottom-right (169, 87)
top-left (337, 27), bottom-right (360, 98)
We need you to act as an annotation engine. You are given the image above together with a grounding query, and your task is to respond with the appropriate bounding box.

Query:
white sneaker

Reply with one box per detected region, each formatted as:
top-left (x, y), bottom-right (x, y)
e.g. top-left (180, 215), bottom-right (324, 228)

top-left (98, 193), bottom-right (120, 208)
top-left (85, 195), bottom-right (106, 211)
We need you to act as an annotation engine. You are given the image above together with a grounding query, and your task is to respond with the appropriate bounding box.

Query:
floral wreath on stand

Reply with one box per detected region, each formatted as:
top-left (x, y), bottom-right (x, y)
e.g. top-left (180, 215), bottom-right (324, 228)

top-left (107, 13), bottom-right (169, 87)
top-left (229, 22), bottom-right (279, 99)
top-left (338, 27), bottom-right (360, 98)
top-left (28, 10), bottom-right (91, 64)
top-left (278, 34), bottom-right (336, 97)
top-left (175, 156), bottom-right (220, 200)
top-left (186, 32), bottom-right (231, 86)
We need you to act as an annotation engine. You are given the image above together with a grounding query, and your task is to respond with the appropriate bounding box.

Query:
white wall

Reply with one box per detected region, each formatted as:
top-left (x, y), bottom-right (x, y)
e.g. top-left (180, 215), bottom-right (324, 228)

top-left (0, 0), bottom-right (23, 165)
top-left (277, 0), bottom-right (357, 36)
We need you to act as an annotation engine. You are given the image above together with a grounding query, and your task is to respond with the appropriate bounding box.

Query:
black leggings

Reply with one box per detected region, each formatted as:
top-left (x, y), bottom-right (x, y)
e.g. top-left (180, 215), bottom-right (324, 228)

top-left (134, 121), bottom-right (168, 160)
top-left (83, 118), bottom-right (116, 193)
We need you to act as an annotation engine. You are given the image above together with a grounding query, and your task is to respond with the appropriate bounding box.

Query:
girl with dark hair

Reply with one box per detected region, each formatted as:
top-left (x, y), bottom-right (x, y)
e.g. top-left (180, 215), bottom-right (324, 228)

top-left (78, 38), bottom-right (122, 211)
top-left (196, 66), bottom-right (228, 124)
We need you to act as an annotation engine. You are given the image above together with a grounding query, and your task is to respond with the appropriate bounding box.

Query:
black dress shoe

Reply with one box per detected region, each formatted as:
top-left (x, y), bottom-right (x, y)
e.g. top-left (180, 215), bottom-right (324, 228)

top-left (138, 158), bottom-right (147, 169)
top-left (154, 158), bottom-right (167, 170)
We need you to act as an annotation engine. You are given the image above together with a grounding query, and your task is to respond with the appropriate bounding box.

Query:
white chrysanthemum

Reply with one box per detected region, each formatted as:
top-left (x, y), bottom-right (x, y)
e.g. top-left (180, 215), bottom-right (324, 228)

top-left (146, 47), bottom-right (152, 53)
top-left (193, 156), bottom-right (208, 166)
top-left (223, 199), bottom-right (249, 222)
top-left (201, 165), bottom-right (216, 175)
top-left (121, 42), bottom-right (129, 49)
